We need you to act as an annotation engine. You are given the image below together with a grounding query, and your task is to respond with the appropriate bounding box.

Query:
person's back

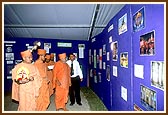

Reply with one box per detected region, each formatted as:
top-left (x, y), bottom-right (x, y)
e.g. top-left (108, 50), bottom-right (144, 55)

top-left (34, 49), bottom-right (50, 111)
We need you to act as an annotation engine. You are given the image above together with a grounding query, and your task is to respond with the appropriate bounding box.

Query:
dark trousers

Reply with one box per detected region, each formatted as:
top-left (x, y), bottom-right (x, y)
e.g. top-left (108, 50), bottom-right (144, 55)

top-left (69, 76), bottom-right (81, 104)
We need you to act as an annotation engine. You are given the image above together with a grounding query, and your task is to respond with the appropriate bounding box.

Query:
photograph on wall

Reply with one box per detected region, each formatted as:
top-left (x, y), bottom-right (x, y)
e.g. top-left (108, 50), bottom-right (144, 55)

top-left (78, 44), bottom-right (85, 58)
top-left (5, 53), bottom-right (14, 60)
top-left (151, 61), bottom-right (164, 90)
top-left (89, 49), bottom-right (92, 65)
top-left (140, 31), bottom-right (155, 55)
top-left (6, 46), bottom-right (13, 52)
top-left (90, 69), bottom-right (93, 77)
top-left (118, 13), bottom-right (127, 35)
top-left (113, 66), bottom-right (118, 77)
top-left (109, 36), bottom-right (113, 43)
top-left (106, 52), bottom-right (110, 61)
top-left (134, 104), bottom-right (143, 111)
top-left (96, 55), bottom-right (99, 63)
top-left (94, 50), bottom-right (97, 68)
top-left (134, 64), bottom-right (144, 79)
top-left (140, 84), bottom-right (157, 111)
top-left (103, 44), bottom-right (106, 55)
top-left (120, 52), bottom-right (128, 68)
top-left (112, 41), bottom-right (118, 61)
top-left (106, 65), bottom-right (110, 81)
top-left (133, 7), bottom-right (145, 32)
top-left (93, 70), bottom-right (97, 83)
top-left (103, 62), bottom-right (106, 70)
top-left (121, 86), bottom-right (127, 101)
top-left (98, 72), bottom-right (102, 82)
top-left (99, 49), bottom-right (102, 69)
top-left (44, 43), bottom-right (51, 53)
top-left (7, 65), bottom-right (14, 75)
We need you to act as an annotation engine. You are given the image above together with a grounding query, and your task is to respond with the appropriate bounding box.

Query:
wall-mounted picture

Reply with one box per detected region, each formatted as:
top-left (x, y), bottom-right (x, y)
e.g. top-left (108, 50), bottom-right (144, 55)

top-left (93, 70), bottom-right (97, 83)
top-left (99, 49), bottom-right (102, 69)
top-left (151, 61), bottom-right (164, 90)
top-left (120, 52), bottom-right (128, 68)
top-left (5, 53), bottom-right (14, 60)
top-left (112, 41), bottom-right (118, 61)
top-left (94, 50), bottom-right (96, 68)
top-left (133, 7), bottom-right (145, 32)
top-left (103, 44), bottom-right (106, 55)
top-left (118, 13), bottom-right (127, 35)
top-left (98, 72), bottom-right (102, 82)
top-left (90, 69), bottom-right (93, 77)
top-left (140, 31), bottom-right (155, 55)
top-left (44, 43), bottom-right (51, 53)
top-left (140, 84), bottom-right (156, 111)
top-left (106, 65), bottom-right (110, 81)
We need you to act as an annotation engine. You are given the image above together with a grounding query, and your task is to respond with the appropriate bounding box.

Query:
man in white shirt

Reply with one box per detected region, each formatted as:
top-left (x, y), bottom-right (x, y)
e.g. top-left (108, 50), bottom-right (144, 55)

top-left (66, 53), bottom-right (83, 106)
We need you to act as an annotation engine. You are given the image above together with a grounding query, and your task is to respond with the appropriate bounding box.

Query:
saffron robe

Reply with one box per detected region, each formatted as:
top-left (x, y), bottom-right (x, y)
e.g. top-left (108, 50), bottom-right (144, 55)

top-left (53, 60), bottom-right (71, 110)
top-left (34, 60), bottom-right (50, 111)
top-left (12, 62), bottom-right (41, 111)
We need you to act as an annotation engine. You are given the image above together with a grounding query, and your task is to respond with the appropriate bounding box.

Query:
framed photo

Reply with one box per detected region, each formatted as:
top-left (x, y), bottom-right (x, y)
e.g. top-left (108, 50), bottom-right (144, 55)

top-left (111, 41), bottom-right (118, 61)
top-left (151, 61), bottom-right (164, 90)
top-left (118, 13), bottom-right (127, 35)
top-left (140, 84), bottom-right (157, 111)
top-left (133, 7), bottom-right (145, 32)
top-left (103, 44), bottom-right (106, 55)
top-left (106, 65), bottom-right (110, 81)
top-left (120, 52), bottom-right (128, 68)
top-left (140, 31), bottom-right (155, 55)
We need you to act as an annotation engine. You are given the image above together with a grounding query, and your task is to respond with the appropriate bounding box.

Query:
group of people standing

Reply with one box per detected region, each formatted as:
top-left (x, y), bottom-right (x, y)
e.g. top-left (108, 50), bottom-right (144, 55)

top-left (11, 48), bottom-right (83, 111)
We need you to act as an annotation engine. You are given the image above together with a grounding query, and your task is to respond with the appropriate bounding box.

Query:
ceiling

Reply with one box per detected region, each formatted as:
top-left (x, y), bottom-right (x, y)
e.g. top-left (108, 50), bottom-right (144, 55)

top-left (4, 3), bottom-right (125, 41)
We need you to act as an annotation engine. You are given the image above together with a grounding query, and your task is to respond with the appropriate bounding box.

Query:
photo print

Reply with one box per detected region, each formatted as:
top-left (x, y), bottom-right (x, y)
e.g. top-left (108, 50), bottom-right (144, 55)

top-left (151, 61), bottom-right (164, 90)
top-left (106, 65), bottom-right (110, 81)
top-left (118, 13), bottom-right (127, 35)
top-left (111, 41), bottom-right (118, 61)
top-left (133, 7), bottom-right (145, 32)
top-left (140, 31), bottom-right (155, 55)
top-left (120, 52), bottom-right (128, 68)
top-left (140, 84), bottom-right (156, 111)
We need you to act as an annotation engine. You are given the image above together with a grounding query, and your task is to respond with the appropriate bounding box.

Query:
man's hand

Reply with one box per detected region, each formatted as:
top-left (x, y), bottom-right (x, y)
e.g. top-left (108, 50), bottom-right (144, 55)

top-left (29, 76), bottom-right (34, 81)
top-left (80, 78), bottom-right (83, 82)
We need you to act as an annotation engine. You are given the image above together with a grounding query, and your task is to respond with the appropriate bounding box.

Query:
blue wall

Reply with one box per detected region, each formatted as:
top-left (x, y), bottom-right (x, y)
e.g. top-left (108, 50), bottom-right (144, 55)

top-left (132, 4), bottom-right (165, 111)
top-left (4, 37), bottom-right (89, 93)
top-left (3, 4), bottom-right (164, 111)
top-left (89, 4), bottom-right (165, 111)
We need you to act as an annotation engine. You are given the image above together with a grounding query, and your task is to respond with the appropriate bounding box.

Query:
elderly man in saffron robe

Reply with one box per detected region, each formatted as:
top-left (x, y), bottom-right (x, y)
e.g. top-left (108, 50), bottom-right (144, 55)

top-left (53, 53), bottom-right (71, 111)
top-left (34, 49), bottom-right (50, 111)
top-left (12, 50), bottom-right (41, 111)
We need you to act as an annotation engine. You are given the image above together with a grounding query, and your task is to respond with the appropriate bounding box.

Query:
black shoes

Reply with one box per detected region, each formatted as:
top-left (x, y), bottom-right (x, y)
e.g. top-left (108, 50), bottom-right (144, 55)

top-left (77, 103), bottom-right (82, 106)
top-left (69, 102), bottom-right (82, 106)
top-left (69, 103), bottom-right (74, 106)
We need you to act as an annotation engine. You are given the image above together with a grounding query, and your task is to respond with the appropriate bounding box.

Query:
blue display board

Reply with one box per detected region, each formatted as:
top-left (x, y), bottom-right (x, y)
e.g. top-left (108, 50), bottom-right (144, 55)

top-left (89, 4), bottom-right (165, 111)
top-left (4, 37), bottom-right (89, 93)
